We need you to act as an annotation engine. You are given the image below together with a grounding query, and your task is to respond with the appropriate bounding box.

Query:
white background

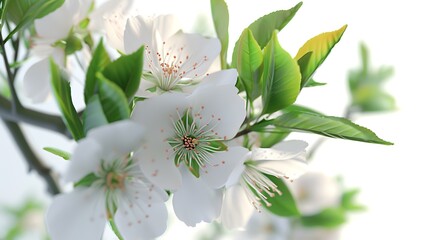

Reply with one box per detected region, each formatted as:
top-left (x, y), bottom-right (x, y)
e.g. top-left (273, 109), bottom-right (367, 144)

top-left (1, 0), bottom-right (428, 239)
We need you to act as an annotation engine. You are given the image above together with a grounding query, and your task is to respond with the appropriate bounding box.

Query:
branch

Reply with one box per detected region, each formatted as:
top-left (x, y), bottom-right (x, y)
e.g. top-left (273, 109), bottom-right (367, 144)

top-left (0, 95), bottom-right (70, 137)
top-left (0, 31), bottom-right (22, 111)
top-left (1, 118), bottom-right (61, 195)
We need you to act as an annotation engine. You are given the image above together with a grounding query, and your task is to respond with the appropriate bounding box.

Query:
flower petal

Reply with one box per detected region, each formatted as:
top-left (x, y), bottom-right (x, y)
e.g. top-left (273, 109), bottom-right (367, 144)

top-left (115, 187), bottom-right (168, 239)
top-left (133, 142), bottom-right (182, 191)
top-left (126, 170), bottom-right (169, 203)
top-left (201, 146), bottom-right (249, 189)
top-left (221, 185), bottom-right (254, 229)
top-left (152, 15), bottom-right (181, 41)
top-left (124, 16), bottom-right (152, 54)
top-left (188, 85), bottom-right (245, 140)
top-left (65, 138), bottom-right (103, 183)
top-left (166, 32), bottom-right (220, 79)
top-left (193, 69), bottom-right (238, 93)
top-left (35, 0), bottom-right (89, 40)
top-left (173, 168), bottom-right (223, 227)
top-left (252, 146), bottom-right (308, 181)
top-left (22, 59), bottom-right (51, 103)
top-left (46, 188), bottom-right (106, 240)
top-left (87, 120), bottom-right (145, 161)
top-left (132, 92), bottom-right (188, 138)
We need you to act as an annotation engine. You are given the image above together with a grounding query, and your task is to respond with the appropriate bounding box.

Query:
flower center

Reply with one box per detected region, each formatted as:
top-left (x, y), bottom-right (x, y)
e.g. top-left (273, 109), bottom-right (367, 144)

top-left (144, 41), bottom-right (209, 91)
top-left (168, 110), bottom-right (227, 177)
top-left (106, 172), bottom-right (126, 191)
top-left (182, 135), bottom-right (199, 150)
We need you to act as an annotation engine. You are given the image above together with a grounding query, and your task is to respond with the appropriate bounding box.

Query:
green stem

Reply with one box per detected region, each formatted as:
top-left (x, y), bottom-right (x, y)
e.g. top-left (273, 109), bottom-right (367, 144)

top-left (109, 219), bottom-right (124, 240)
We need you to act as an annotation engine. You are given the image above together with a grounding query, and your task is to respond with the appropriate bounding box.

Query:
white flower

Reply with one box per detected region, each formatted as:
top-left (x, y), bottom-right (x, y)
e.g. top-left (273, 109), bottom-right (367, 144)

top-left (219, 140), bottom-right (309, 229)
top-left (131, 72), bottom-right (246, 225)
top-left (124, 14), bottom-right (221, 96)
top-left (289, 172), bottom-right (342, 215)
top-left (46, 121), bottom-right (168, 240)
top-left (22, 0), bottom-right (91, 103)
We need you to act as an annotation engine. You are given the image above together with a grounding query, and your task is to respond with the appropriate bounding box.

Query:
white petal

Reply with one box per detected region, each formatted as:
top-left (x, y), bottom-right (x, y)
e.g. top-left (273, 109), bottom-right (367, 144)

top-left (173, 168), bottom-right (223, 226)
top-left (134, 142), bottom-right (182, 191)
top-left (253, 152), bottom-right (308, 180)
top-left (65, 139), bottom-right (103, 183)
top-left (131, 92), bottom-right (188, 138)
top-left (124, 16), bottom-right (152, 54)
top-left (194, 69), bottom-right (238, 93)
top-left (87, 120), bottom-right (145, 161)
top-left (114, 187), bottom-right (168, 239)
top-left (290, 172), bottom-right (341, 215)
top-left (221, 185), bottom-right (254, 229)
top-left (188, 85), bottom-right (245, 140)
top-left (46, 188), bottom-right (106, 240)
top-left (201, 146), bottom-right (249, 189)
top-left (35, 0), bottom-right (89, 40)
top-left (125, 170), bottom-right (169, 203)
top-left (166, 32), bottom-right (220, 79)
top-left (22, 59), bottom-right (51, 103)
top-left (153, 15), bottom-right (181, 41)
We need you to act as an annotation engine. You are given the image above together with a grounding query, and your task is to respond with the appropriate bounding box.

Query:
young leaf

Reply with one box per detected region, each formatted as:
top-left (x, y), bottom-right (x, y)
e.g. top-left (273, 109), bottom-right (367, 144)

top-left (300, 208), bottom-right (346, 228)
top-left (272, 110), bottom-right (393, 145)
top-left (341, 189), bottom-right (366, 211)
top-left (261, 31), bottom-right (301, 114)
top-left (50, 59), bottom-right (84, 140)
top-left (236, 28), bottom-right (263, 100)
top-left (97, 74), bottom-right (130, 122)
top-left (295, 25), bottom-right (347, 86)
top-left (102, 46), bottom-right (143, 100)
top-left (210, 0), bottom-right (229, 69)
top-left (261, 174), bottom-right (300, 217)
top-left (84, 40), bottom-right (111, 103)
top-left (43, 147), bottom-right (71, 160)
top-left (305, 78), bottom-right (326, 87)
top-left (231, 2), bottom-right (302, 68)
top-left (82, 95), bottom-right (109, 134)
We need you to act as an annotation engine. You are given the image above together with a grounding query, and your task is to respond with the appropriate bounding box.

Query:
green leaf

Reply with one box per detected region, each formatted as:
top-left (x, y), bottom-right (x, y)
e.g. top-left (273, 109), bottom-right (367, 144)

top-left (4, 0), bottom-right (65, 42)
top-left (341, 189), bottom-right (366, 211)
top-left (74, 173), bottom-right (99, 187)
top-left (85, 40), bottom-right (111, 103)
top-left (210, 0), bottom-right (229, 69)
top-left (261, 174), bottom-right (300, 217)
top-left (82, 95), bottom-right (109, 134)
top-left (272, 110), bottom-right (393, 145)
top-left (261, 31), bottom-right (301, 114)
top-left (301, 208), bottom-right (346, 228)
top-left (50, 59), bottom-right (84, 140)
top-left (259, 130), bottom-right (290, 148)
top-left (231, 2), bottom-right (302, 68)
top-left (295, 25), bottom-right (347, 86)
top-left (43, 147), bottom-right (71, 160)
top-left (236, 28), bottom-right (263, 100)
top-left (305, 78), bottom-right (326, 87)
top-left (97, 74), bottom-right (130, 122)
top-left (102, 46), bottom-right (143, 100)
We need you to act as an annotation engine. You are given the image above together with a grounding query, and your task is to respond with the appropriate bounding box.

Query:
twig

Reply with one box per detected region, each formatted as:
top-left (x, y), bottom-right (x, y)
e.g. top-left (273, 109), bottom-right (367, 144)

top-left (0, 95), bottom-right (70, 137)
top-left (1, 118), bottom-right (61, 195)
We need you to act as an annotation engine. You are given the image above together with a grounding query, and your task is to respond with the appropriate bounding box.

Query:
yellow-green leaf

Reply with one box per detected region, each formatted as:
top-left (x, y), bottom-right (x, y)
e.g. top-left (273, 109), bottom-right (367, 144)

top-left (295, 25), bottom-right (347, 87)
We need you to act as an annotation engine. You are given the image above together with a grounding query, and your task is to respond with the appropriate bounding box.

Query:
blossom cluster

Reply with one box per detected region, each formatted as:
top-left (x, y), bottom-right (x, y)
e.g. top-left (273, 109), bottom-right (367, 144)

top-left (31, 1), bottom-right (309, 239)
top-left (7, 0), bottom-right (392, 239)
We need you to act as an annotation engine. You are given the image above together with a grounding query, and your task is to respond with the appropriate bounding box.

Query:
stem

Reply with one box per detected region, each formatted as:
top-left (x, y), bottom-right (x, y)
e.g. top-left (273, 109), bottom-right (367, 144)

top-left (0, 95), bottom-right (70, 137)
top-left (0, 31), bottom-right (22, 111)
top-left (109, 219), bottom-right (124, 240)
top-left (1, 118), bottom-right (61, 195)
